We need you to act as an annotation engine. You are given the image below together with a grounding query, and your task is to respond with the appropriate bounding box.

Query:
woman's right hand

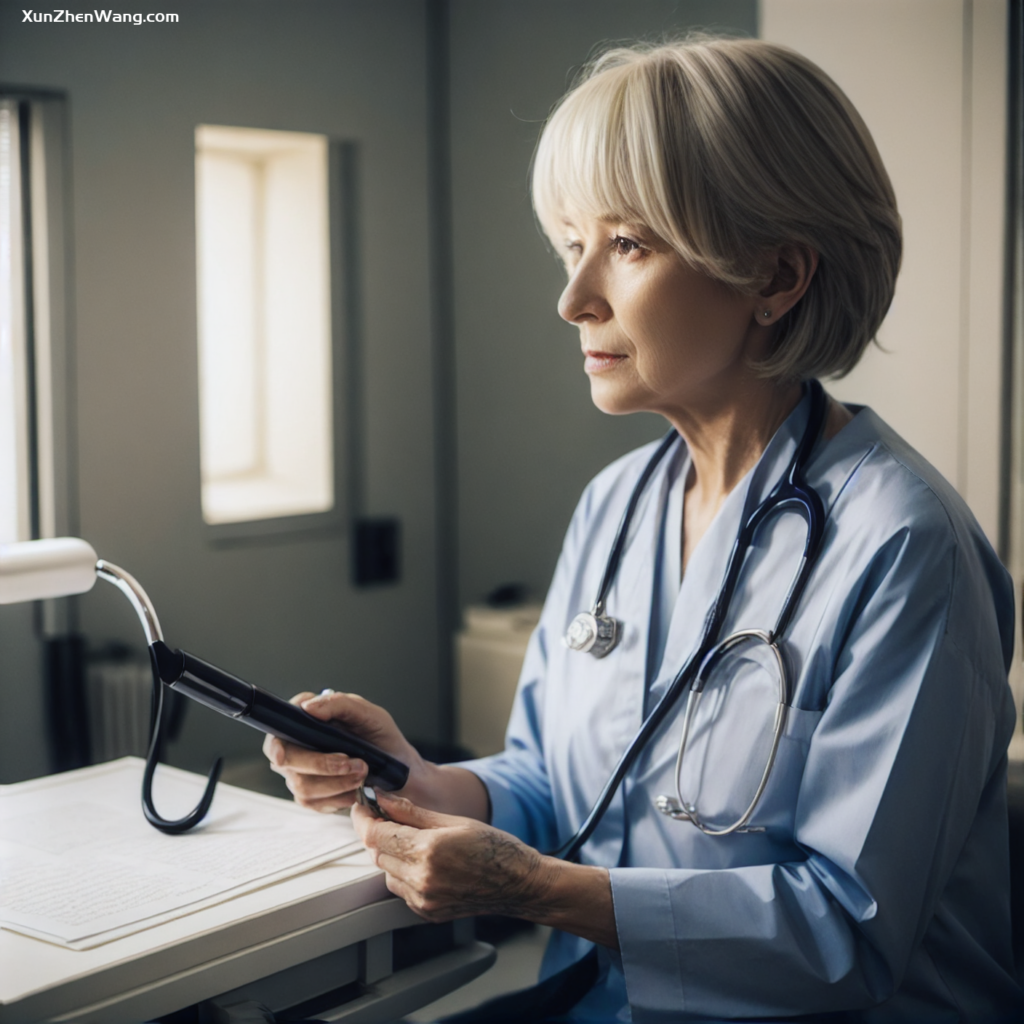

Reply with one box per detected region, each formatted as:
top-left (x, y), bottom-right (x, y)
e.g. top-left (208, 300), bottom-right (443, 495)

top-left (262, 690), bottom-right (427, 813)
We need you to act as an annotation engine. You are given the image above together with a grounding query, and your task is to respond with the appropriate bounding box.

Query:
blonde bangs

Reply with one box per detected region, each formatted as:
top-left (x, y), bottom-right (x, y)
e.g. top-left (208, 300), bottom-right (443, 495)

top-left (532, 58), bottom-right (700, 265)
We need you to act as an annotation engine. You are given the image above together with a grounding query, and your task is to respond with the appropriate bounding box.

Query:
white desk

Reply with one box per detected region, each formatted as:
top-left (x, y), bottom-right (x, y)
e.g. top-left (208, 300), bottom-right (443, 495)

top-left (0, 767), bottom-right (495, 1024)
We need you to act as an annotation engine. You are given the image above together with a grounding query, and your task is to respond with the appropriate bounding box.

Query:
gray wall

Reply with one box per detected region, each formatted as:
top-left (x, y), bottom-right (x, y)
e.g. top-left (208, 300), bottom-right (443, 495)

top-left (0, 606), bottom-right (49, 781)
top-left (0, 0), bottom-right (756, 781)
top-left (449, 0), bottom-right (758, 608)
top-left (0, 0), bottom-right (444, 776)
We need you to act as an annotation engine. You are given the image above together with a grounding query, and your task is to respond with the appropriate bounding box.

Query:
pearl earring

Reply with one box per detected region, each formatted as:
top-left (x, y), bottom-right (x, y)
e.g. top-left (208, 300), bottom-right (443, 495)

top-left (762, 310), bottom-right (772, 319)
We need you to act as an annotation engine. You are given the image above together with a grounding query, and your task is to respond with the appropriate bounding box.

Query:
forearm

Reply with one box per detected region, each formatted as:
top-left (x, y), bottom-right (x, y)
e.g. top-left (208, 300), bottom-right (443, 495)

top-left (523, 858), bottom-right (618, 950)
top-left (404, 763), bottom-right (491, 822)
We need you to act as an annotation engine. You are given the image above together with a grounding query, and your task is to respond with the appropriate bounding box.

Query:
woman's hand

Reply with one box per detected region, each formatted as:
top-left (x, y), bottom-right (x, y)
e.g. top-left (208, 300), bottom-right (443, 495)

top-left (352, 794), bottom-right (553, 919)
top-left (262, 690), bottom-right (427, 813)
top-left (262, 691), bottom-right (491, 820)
top-left (352, 793), bottom-right (619, 949)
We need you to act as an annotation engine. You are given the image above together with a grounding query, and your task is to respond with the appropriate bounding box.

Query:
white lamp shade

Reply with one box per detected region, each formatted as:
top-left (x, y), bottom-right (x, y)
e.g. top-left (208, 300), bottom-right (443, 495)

top-left (0, 538), bottom-right (98, 604)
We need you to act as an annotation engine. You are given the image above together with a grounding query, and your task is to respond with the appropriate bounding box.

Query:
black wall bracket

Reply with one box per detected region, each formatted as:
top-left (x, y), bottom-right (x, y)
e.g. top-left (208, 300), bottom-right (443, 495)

top-left (353, 517), bottom-right (400, 586)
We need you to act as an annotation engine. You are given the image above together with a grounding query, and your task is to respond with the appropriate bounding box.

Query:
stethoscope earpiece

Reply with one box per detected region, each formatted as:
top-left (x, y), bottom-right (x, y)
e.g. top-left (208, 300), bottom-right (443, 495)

top-left (564, 610), bottom-right (620, 658)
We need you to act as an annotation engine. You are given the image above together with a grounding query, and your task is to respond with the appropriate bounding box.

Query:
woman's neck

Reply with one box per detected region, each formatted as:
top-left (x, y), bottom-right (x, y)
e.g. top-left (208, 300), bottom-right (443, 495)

top-left (671, 379), bottom-right (803, 574)
top-left (674, 379), bottom-right (803, 503)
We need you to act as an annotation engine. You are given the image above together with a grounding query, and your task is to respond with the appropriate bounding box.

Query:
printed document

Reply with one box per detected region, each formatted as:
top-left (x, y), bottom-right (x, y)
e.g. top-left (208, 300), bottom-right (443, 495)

top-left (0, 758), bottom-right (362, 949)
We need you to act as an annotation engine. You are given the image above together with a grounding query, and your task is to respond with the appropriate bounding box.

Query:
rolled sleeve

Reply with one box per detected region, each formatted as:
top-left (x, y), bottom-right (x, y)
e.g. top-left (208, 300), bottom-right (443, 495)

top-left (609, 868), bottom-right (685, 1015)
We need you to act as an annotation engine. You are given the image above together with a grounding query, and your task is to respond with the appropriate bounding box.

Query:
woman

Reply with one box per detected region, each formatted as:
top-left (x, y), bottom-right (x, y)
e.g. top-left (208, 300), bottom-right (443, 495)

top-left (266, 38), bottom-right (1022, 1020)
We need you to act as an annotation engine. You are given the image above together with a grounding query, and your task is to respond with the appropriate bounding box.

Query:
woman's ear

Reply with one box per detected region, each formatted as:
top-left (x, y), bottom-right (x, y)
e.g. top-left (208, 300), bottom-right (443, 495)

top-left (756, 245), bottom-right (819, 323)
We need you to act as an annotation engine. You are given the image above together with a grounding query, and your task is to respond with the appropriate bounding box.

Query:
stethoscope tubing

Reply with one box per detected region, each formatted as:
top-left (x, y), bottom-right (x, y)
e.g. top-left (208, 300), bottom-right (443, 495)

top-left (593, 430), bottom-right (680, 617)
top-left (553, 381), bottom-right (828, 861)
top-left (673, 629), bottom-right (789, 836)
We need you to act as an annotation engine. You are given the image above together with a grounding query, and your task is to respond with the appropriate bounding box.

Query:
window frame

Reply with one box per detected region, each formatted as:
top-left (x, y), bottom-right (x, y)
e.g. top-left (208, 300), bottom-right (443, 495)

top-left (198, 137), bottom-right (354, 547)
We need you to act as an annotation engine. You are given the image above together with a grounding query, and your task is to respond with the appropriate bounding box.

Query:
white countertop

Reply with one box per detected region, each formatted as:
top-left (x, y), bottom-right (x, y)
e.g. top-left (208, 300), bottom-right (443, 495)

top-left (0, 761), bottom-right (410, 1023)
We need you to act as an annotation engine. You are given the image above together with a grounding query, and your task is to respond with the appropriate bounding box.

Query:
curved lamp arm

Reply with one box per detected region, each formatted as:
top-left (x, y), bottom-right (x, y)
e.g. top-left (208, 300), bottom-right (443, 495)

top-left (95, 560), bottom-right (164, 644)
top-left (95, 560), bottom-right (222, 834)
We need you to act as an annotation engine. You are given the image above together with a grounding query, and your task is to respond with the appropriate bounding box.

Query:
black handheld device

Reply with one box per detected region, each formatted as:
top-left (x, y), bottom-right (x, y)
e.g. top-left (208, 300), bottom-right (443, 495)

top-left (150, 640), bottom-right (410, 792)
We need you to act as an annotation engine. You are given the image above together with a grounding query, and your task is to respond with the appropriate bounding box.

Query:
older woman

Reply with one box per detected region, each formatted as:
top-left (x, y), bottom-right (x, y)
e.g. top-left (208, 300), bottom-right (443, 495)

top-left (266, 38), bottom-right (1021, 1021)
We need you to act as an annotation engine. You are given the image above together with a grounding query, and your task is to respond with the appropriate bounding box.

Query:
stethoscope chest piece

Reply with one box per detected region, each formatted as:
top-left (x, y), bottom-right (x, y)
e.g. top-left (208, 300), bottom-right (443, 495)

top-left (654, 793), bottom-right (766, 834)
top-left (564, 610), bottom-right (620, 658)
top-left (654, 795), bottom-right (692, 820)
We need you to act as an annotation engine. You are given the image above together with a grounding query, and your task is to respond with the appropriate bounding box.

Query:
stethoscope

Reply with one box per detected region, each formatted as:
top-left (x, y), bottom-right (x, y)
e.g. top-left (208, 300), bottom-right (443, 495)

top-left (555, 380), bottom-right (828, 860)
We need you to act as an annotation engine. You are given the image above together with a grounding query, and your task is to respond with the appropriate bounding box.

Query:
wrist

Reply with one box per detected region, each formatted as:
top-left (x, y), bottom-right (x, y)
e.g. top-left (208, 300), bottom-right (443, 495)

top-left (397, 760), bottom-right (491, 821)
top-left (526, 859), bottom-right (618, 950)
top-left (397, 748), bottom-right (436, 803)
top-left (515, 852), bottom-right (563, 921)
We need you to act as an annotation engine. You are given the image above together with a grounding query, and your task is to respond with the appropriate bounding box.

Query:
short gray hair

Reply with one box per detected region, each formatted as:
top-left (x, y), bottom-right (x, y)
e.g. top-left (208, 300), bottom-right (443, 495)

top-left (532, 37), bottom-right (902, 381)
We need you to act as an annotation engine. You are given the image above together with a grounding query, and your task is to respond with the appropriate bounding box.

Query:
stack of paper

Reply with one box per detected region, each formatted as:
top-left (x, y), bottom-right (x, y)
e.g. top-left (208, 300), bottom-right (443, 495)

top-left (0, 758), bottom-right (362, 949)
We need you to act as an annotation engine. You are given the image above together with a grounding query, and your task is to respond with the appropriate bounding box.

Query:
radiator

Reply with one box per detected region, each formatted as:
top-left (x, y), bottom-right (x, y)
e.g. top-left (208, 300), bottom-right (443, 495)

top-left (85, 658), bottom-right (152, 762)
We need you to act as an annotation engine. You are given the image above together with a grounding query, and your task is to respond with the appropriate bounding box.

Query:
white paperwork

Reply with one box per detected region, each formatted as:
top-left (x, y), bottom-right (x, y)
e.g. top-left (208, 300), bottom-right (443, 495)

top-left (0, 758), bottom-right (363, 949)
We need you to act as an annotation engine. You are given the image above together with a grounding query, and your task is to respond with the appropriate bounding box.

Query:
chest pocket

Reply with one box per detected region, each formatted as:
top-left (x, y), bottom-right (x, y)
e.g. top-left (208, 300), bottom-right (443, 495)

top-left (745, 704), bottom-right (823, 831)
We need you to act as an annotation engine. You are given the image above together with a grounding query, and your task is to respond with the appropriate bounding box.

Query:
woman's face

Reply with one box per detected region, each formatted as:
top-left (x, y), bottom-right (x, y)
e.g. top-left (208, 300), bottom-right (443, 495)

top-left (555, 212), bottom-right (769, 421)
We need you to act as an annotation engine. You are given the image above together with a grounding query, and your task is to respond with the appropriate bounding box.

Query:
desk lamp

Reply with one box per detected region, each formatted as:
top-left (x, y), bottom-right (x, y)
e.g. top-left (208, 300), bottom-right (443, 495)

top-left (0, 538), bottom-right (408, 833)
top-left (0, 538), bottom-right (222, 832)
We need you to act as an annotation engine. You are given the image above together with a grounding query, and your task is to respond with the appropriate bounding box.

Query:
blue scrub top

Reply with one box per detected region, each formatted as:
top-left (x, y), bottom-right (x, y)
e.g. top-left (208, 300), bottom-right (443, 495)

top-left (461, 392), bottom-right (1023, 1022)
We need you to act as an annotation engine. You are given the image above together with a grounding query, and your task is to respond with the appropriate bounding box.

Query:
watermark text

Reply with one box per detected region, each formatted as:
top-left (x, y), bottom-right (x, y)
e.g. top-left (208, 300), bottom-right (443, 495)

top-left (23, 10), bottom-right (180, 25)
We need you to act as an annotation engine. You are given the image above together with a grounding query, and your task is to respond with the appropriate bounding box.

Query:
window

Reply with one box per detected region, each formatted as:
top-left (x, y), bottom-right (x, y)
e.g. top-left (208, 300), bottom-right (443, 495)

top-left (0, 94), bottom-right (66, 549)
top-left (195, 125), bottom-right (334, 526)
top-left (0, 100), bottom-right (32, 544)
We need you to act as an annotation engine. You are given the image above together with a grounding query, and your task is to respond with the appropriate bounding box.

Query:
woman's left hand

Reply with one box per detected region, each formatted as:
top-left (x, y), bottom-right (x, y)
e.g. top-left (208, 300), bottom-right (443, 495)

top-left (351, 793), bottom-right (556, 922)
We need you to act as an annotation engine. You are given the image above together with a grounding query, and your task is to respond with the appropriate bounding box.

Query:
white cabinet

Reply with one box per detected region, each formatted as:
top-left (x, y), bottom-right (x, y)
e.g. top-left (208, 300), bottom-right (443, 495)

top-left (456, 605), bottom-right (542, 757)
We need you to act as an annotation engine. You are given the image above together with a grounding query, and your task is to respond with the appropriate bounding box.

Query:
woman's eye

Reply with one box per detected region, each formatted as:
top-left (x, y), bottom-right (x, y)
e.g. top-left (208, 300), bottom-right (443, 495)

top-left (613, 236), bottom-right (642, 257)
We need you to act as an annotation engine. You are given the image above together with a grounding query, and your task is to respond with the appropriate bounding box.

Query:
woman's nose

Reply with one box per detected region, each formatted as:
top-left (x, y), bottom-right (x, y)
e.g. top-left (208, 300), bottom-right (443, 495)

top-left (558, 263), bottom-right (611, 324)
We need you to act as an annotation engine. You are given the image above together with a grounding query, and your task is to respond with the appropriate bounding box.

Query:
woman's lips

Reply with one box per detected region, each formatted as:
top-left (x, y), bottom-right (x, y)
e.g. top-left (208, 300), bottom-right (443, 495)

top-left (584, 351), bottom-right (627, 374)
